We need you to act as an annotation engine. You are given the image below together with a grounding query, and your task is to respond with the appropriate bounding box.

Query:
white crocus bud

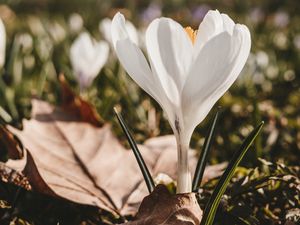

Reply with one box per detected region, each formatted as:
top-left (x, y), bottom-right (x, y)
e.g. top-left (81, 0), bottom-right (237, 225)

top-left (70, 32), bottom-right (109, 91)
top-left (112, 11), bottom-right (251, 193)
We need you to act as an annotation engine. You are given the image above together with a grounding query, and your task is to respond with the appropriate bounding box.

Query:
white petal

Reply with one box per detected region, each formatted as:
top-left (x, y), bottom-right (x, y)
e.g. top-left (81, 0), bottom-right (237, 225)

top-left (111, 13), bottom-right (131, 49)
top-left (145, 17), bottom-right (193, 106)
top-left (112, 13), bottom-right (153, 94)
top-left (112, 13), bottom-right (176, 131)
top-left (99, 18), bottom-right (113, 44)
top-left (193, 10), bottom-right (236, 59)
top-left (125, 21), bottom-right (139, 46)
top-left (0, 18), bottom-right (6, 69)
top-left (193, 10), bottom-right (223, 57)
top-left (221, 14), bottom-right (235, 34)
top-left (86, 41), bottom-right (109, 82)
top-left (70, 33), bottom-right (92, 78)
top-left (182, 25), bottom-right (251, 138)
top-left (70, 32), bottom-right (109, 89)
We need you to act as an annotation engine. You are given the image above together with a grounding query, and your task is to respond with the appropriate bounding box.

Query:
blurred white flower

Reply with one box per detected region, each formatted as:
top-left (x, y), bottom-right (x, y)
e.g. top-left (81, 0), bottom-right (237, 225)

top-left (48, 21), bottom-right (66, 44)
top-left (99, 17), bottom-right (139, 47)
top-left (253, 72), bottom-right (265, 85)
top-left (255, 51), bottom-right (269, 68)
top-left (69, 13), bottom-right (83, 33)
top-left (140, 3), bottom-right (162, 24)
top-left (249, 7), bottom-right (265, 24)
top-left (273, 11), bottom-right (289, 28)
top-left (18, 33), bottom-right (33, 53)
top-left (266, 65), bottom-right (279, 80)
top-left (112, 10), bottom-right (251, 193)
top-left (284, 70), bottom-right (295, 81)
top-left (70, 32), bottom-right (109, 91)
top-left (237, 53), bottom-right (255, 85)
top-left (262, 80), bottom-right (272, 92)
top-left (273, 32), bottom-right (288, 49)
top-left (0, 17), bottom-right (6, 69)
top-left (293, 34), bottom-right (300, 50)
top-left (28, 16), bottom-right (46, 36)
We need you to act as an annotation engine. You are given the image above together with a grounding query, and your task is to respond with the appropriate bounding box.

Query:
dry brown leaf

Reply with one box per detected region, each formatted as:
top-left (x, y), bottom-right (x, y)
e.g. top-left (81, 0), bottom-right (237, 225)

top-left (1, 100), bottom-right (226, 216)
top-left (59, 74), bottom-right (103, 127)
top-left (0, 126), bottom-right (23, 160)
top-left (122, 185), bottom-right (202, 225)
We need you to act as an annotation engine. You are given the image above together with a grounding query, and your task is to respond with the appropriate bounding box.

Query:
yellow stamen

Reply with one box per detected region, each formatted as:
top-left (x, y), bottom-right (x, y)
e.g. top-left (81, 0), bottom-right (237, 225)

top-left (185, 26), bottom-right (198, 44)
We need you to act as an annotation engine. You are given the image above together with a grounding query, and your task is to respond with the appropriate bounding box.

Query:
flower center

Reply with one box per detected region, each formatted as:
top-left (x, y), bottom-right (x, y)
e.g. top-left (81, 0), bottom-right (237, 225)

top-left (185, 26), bottom-right (198, 44)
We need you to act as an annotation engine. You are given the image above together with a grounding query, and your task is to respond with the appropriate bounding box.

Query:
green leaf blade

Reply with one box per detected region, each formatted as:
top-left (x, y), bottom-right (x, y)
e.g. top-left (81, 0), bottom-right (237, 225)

top-left (114, 107), bottom-right (155, 193)
top-left (201, 121), bottom-right (264, 225)
top-left (192, 110), bottom-right (220, 192)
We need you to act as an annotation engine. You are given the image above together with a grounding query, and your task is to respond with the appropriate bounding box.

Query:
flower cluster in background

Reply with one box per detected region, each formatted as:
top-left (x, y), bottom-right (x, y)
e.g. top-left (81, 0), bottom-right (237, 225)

top-left (0, 0), bottom-right (299, 167)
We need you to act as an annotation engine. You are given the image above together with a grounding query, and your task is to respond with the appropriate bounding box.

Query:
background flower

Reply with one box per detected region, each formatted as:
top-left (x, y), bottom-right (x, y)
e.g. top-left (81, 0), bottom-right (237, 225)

top-left (70, 32), bottom-right (109, 91)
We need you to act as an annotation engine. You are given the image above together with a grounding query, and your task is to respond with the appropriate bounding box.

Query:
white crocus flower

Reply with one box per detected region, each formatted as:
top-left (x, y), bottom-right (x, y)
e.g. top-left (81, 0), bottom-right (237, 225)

top-left (70, 32), bottom-right (109, 91)
top-left (99, 18), bottom-right (139, 47)
top-left (112, 10), bottom-right (251, 193)
top-left (0, 18), bottom-right (6, 69)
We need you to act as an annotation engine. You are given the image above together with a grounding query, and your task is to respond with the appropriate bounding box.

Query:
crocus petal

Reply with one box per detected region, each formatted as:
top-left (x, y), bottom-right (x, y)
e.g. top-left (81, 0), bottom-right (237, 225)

top-left (125, 20), bottom-right (139, 46)
top-left (112, 13), bottom-right (169, 109)
top-left (193, 10), bottom-right (224, 58)
top-left (99, 18), bottom-right (113, 44)
top-left (193, 10), bottom-right (236, 59)
top-left (145, 18), bottom-right (193, 105)
top-left (221, 14), bottom-right (235, 34)
top-left (70, 33), bottom-right (93, 80)
top-left (87, 41), bottom-right (109, 80)
top-left (182, 25), bottom-right (251, 139)
top-left (70, 32), bottom-right (109, 89)
top-left (101, 16), bottom-right (139, 47)
top-left (0, 18), bottom-right (6, 69)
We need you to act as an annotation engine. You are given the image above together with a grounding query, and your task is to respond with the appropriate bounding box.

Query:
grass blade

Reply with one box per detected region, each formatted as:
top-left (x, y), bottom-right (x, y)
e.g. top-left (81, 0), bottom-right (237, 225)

top-left (114, 107), bottom-right (155, 193)
top-left (192, 110), bottom-right (220, 192)
top-left (0, 105), bottom-right (12, 123)
top-left (200, 121), bottom-right (264, 225)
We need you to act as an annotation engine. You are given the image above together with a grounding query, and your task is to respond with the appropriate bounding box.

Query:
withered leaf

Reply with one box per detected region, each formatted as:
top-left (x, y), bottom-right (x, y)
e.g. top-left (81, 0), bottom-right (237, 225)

top-left (122, 185), bottom-right (202, 225)
top-left (2, 100), bottom-right (225, 216)
top-left (59, 74), bottom-right (103, 127)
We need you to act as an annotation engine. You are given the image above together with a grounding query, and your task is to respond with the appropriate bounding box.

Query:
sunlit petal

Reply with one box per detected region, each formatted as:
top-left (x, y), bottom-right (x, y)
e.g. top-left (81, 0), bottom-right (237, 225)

top-left (193, 10), bottom-right (224, 58)
top-left (146, 18), bottom-right (193, 105)
top-left (182, 25), bottom-right (251, 138)
top-left (101, 16), bottom-right (139, 47)
top-left (112, 15), bottom-right (163, 104)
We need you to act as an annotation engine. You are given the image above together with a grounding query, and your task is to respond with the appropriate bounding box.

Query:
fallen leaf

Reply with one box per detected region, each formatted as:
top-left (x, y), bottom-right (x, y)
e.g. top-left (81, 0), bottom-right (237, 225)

top-left (59, 74), bottom-right (103, 127)
top-left (0, 126), bottom-right (31, 190)
top-left (122, 185), bottom-right (202, 225)
top-left (1, 100), bottom-right (225, 216)
top-left (0, 126), bottom-right (23, 160)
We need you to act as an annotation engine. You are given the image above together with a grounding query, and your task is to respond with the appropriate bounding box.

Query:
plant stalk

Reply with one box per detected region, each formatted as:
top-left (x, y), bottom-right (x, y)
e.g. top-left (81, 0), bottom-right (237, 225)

top-left (176, 137), bottom-right (191, 193)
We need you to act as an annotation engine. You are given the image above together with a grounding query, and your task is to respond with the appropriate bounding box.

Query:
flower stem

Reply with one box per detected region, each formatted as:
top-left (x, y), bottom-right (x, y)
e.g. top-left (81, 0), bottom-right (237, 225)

top-left (176, 137), bottom-right (192, 193)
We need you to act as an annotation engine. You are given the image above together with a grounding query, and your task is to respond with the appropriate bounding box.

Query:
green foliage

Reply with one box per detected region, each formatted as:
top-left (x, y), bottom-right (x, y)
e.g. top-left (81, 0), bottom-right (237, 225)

top-left (200, 122), bottom-right (264, 225)
top-left (114, 107), bottom-right (155, 193)
top-left (193, 110), bottom-right (220, 192)
top-left (197, 159), bottom-right (300, 225)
